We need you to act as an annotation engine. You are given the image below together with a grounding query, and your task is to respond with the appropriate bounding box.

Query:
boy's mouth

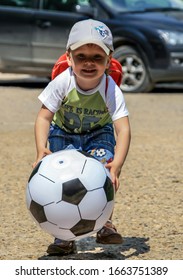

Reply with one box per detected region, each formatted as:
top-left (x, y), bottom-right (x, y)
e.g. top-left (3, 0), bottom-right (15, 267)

top-left (82, 69), bottom-right (96, 73)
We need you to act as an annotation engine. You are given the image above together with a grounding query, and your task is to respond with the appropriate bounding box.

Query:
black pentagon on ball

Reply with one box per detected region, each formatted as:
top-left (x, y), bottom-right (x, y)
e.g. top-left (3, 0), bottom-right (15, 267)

top-left (70, 219), bottom-right (96, 236)
top-left (29, 200), bottom-right (47, 223)
top-left (62, 178), bottom-right (87, 205)
top-left (103, 177), bottom-right (114, 201)
top-left (28, 161), bottom-right (42, 182)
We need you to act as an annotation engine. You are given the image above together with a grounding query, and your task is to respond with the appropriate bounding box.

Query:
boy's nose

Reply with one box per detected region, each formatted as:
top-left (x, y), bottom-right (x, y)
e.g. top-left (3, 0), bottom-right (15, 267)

top-left (84, 58), bottom-right (94, 64)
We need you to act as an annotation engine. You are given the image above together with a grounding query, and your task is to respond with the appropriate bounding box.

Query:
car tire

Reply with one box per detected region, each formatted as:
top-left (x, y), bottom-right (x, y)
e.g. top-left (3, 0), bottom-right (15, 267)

top-left (113, 45), bottom-right (154, 93)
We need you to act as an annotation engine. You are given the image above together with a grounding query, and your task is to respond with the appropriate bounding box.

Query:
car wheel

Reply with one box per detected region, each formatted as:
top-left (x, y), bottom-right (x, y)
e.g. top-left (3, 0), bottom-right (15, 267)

top-left (113, 45), bottom-right (154, 93)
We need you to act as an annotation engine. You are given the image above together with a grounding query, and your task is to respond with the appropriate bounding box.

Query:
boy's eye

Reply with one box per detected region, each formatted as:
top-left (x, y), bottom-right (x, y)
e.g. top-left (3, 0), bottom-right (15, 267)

top-left (76, 54), bottom-right (104, 61)
top-left (93, 55), bottom-right (103, 60)
top-left (77, 54), bottom-right (85, 60)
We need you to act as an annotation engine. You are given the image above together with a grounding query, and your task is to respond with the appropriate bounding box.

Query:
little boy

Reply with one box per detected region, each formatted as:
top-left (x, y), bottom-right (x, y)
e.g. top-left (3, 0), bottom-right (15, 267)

top-left (33, 19), bottom-right (131, 255)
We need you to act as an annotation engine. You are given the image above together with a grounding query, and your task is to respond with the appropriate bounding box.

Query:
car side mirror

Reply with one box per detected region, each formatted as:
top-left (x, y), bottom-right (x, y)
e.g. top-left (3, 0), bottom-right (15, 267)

top-left (74, 5), bottom-right (96, 17)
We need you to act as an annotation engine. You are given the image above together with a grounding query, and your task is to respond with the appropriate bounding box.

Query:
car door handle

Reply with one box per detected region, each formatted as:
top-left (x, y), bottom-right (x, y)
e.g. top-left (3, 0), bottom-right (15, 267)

top-left (36, 20), bottom-right (52, 28)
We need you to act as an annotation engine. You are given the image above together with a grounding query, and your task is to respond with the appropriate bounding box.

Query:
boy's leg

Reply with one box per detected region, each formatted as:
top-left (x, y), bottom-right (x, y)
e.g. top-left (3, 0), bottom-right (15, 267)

top-left (85, 125), bottom-right (123, 244)
top-left (88, 147), bottom-right (123, 244)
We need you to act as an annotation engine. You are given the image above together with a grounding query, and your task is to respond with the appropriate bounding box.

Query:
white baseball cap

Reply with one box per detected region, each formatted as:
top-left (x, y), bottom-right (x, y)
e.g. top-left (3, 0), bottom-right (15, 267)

top-left (66, 19), bottom-right (114, 55)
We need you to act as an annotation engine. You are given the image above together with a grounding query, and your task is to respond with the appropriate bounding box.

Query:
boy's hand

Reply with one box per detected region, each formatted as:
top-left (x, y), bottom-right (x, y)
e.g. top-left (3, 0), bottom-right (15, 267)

top-left (32, 148), bottom-right (52, 169)
top-left (105, 161), bottom-right (121, 192)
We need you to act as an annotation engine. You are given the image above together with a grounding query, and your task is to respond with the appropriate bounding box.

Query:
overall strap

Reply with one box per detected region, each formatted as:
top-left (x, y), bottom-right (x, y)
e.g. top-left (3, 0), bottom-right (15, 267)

top-left (105, 76), bottom-right (109, 98)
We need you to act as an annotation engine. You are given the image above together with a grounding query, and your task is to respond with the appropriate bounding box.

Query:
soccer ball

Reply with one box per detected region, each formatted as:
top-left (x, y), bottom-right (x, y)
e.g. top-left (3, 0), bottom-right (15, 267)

top-left (26, 149), bottom-right (115, 241)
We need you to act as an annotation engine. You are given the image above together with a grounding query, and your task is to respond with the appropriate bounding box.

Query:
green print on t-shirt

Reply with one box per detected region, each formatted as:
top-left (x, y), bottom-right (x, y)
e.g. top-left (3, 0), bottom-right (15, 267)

top-left (53, 88), bottom-right (112, 133)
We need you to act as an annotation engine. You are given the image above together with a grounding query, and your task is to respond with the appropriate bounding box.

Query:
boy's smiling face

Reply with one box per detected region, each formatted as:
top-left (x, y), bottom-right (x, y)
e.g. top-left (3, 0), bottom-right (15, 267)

top-left (66, 44), bottom-right (112, 90)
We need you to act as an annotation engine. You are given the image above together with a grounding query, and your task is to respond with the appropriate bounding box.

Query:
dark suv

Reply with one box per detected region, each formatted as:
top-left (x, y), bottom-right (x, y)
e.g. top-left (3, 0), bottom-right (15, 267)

top-left (1, 0), bottom-right (183, 93)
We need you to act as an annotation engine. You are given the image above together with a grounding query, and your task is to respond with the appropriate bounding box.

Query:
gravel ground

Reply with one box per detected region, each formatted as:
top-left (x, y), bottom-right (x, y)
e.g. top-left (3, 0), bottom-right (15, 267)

top-left (0, 75), bottom-right (182, 260)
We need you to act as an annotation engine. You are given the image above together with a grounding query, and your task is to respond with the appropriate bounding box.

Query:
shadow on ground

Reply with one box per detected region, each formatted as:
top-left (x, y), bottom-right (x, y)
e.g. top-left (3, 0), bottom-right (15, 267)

top-left (0, 75), bottom-right (49, 88)
top-left (38, 236), bottom-right (150, 260)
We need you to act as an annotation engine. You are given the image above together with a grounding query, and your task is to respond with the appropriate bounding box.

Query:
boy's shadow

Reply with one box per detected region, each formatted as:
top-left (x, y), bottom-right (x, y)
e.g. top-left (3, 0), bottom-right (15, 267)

top-left (38, 236), bottom-right (150, 260)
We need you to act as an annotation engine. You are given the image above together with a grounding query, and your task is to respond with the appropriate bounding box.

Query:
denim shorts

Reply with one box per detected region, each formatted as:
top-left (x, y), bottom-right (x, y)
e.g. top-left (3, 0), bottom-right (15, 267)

top-left (48, 123), bottom-right (116, 164)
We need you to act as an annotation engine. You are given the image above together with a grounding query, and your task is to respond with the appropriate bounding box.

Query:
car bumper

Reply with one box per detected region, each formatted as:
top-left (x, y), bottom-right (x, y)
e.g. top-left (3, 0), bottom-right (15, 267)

top-left (150, 66), bottom-right (183, 83)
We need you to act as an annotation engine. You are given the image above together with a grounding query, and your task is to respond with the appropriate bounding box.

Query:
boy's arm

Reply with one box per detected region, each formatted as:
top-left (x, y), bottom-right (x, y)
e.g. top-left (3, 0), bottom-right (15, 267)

top-left (33, 105), bottom-right (54, 168)
top-left (105, 116), bottom-right (131, 190)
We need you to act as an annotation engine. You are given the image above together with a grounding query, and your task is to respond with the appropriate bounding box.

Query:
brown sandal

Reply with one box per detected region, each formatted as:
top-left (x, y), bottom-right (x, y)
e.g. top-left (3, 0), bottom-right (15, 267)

top-left (96, 221), bottom-right (123, 244)
top-left (47, 238), bottom-right (77, 255)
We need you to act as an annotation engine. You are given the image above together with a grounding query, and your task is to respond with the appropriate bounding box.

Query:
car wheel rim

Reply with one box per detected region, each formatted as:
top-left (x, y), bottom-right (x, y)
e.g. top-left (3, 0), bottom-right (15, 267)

top-left (121, 55), bottom-right (146, 92)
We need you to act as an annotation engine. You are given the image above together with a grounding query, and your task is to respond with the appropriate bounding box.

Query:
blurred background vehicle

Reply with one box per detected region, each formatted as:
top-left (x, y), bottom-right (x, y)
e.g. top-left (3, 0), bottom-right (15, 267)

top-left (1, 0), bottom-right (183, 93)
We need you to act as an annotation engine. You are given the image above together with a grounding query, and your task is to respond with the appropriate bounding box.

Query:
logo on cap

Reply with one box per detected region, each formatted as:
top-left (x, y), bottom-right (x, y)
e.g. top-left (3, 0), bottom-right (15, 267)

top-left (95, 26), bottom-right (109, 39)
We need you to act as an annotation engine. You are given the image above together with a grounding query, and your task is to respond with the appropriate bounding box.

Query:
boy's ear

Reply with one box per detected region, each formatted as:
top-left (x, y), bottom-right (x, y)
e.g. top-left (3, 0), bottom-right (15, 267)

top-left (66, 51), bottom-right (72, 66)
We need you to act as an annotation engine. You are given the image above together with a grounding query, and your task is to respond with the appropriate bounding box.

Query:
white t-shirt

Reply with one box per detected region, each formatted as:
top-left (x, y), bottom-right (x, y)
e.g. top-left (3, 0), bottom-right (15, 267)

top-left (38, 68), bottom-right (129, 133)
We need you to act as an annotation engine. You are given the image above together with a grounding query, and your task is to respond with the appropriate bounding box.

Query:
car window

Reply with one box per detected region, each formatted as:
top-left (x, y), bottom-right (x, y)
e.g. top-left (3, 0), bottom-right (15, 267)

top-left (0, 0), bottom-right (32, 8)
top-left (104, 0), bottom-right (183, 12)
top-left (42, 0), bottom-right (91, 12)
top-left (125, 0), bottom-right (171, 8)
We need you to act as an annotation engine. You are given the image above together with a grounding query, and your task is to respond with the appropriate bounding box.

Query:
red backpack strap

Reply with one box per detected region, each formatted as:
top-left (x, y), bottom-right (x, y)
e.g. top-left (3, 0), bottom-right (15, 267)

top-left (51, 53), bottom-right (69, 80)
top-left (105, 76), bottom-right (108, 98)
top-left (105, 58), bottom-right (122, 97)
top-left (108, 58), bottom-right (122, 87)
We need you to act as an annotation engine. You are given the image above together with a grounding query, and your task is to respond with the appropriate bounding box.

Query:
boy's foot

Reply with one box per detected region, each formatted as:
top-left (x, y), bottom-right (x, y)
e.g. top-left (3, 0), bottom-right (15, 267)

top-left (47, 238), bottom-right (77, 255)
top-left (96, 221), bottom-right (123, 244)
